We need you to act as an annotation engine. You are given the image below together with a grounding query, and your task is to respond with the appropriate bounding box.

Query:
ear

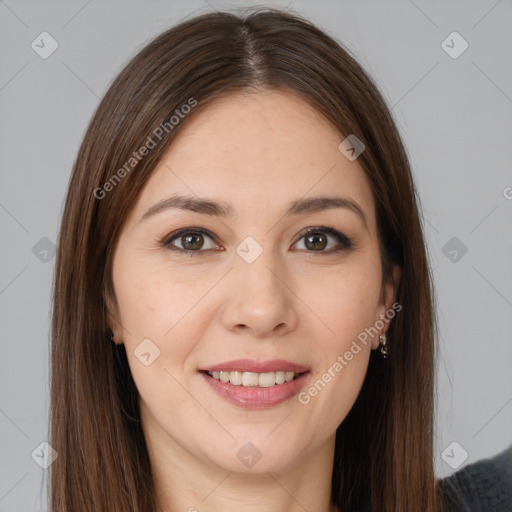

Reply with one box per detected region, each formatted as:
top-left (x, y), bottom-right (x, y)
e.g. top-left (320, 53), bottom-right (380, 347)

top-left (104, 287), bottom-right (123, 344)
top-left (372, 265), bottom-right (402, 350)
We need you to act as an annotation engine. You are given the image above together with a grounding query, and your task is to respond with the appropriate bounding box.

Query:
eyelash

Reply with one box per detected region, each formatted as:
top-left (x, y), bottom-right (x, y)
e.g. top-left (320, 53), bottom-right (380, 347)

top-left (159, 226), bottom-right (354, 256)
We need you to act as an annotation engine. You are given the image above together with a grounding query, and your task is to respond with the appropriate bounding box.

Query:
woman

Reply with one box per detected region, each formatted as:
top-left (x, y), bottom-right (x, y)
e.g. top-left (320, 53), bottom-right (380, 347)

top-left (50, 8), bottom-right (508, 512)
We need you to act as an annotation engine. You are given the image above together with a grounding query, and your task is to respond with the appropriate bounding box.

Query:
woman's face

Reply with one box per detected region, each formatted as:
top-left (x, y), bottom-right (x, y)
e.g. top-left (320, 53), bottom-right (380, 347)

top-left (109, 89), bottom-right (398, 475)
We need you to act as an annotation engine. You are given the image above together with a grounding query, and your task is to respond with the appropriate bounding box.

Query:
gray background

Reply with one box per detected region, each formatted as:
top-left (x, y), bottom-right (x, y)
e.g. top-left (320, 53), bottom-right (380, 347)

top-left (1, 0), bottom-right (511, 510)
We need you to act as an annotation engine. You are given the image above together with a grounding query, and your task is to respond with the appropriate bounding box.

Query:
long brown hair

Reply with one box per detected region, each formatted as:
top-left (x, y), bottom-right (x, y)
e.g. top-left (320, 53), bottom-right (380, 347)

top-left (50, 7), bottom-right (443, 511)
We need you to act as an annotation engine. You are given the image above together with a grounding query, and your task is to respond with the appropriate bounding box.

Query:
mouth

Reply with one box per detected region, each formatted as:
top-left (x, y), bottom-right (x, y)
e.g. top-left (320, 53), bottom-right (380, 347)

top-left (198, 363), bottom-right (311, 409)
top-left (200, 369), bottom-right (306, 387)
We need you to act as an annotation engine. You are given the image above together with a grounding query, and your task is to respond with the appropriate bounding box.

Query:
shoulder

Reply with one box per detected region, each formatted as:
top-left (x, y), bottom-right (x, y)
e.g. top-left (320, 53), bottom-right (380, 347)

top-left (437, 444), bottom-right (512, 512)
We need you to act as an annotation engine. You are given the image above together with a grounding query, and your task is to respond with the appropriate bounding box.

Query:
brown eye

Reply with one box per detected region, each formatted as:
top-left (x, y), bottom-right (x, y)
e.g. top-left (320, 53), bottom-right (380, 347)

top-left (294, 227), bottom-right (353, 253)
top-left (180, 232), bottom-right (205, 251)
top-left (162, 228), bottom-right (219, 254)
top-left (304, 231), bottom-right (328, 251)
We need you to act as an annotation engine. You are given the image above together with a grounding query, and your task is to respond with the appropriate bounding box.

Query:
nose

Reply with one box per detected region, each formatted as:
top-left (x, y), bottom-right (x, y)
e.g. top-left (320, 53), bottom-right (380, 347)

top-left (219, 246), bottom-right (299, 339)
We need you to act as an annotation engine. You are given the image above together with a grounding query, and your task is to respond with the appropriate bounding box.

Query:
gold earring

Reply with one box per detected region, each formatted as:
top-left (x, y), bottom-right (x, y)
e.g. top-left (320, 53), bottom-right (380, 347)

top-left (379, 333), bottom-right (388, 358)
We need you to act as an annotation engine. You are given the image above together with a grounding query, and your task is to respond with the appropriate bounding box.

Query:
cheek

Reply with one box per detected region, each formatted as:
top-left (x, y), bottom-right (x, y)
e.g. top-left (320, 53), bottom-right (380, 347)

top-left (114, 250), bottom-right (203, 337)
top-left (113, 265), bottom-right (201, 416)
top-left (112, 253), bottom-right (200, 380)
top-left (294, 260), bottom-right (382, 418)
top-left (303, 261), bottom-right (382, 351)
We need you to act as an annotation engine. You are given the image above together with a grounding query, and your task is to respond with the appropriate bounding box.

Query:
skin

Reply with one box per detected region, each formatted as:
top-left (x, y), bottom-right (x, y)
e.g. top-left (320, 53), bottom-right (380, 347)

top-left (108, 89), bottom-right (400, 512)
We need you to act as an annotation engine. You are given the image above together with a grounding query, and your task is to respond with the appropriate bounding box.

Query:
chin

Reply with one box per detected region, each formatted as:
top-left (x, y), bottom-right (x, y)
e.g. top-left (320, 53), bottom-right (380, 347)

top-left (200, 435), bottom-right (303, 475)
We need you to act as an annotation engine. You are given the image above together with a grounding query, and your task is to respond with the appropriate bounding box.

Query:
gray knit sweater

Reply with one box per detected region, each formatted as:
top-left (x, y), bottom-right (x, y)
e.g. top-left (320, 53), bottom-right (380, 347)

top-left (437, 444), bottom-right (512, 511)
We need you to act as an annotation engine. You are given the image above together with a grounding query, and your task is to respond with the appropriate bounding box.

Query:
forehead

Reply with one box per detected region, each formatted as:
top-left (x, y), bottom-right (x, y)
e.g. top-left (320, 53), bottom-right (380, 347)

top-left (131, 90), bottom-right (376, 227)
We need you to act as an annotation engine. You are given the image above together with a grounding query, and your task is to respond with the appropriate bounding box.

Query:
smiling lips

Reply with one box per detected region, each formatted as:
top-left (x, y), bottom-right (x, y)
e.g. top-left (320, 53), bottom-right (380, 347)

top-left (198, 358), bottom-right (310, 408)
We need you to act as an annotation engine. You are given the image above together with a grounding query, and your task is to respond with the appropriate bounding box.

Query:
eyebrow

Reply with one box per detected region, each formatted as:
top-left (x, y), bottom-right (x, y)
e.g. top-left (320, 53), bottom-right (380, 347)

top-left (139, 194), bottom-right (368, 230)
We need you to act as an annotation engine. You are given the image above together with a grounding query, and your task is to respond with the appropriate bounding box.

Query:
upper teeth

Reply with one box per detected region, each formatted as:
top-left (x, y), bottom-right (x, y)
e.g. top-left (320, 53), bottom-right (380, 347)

top-left (208, 370), bottom-right (297, 387)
